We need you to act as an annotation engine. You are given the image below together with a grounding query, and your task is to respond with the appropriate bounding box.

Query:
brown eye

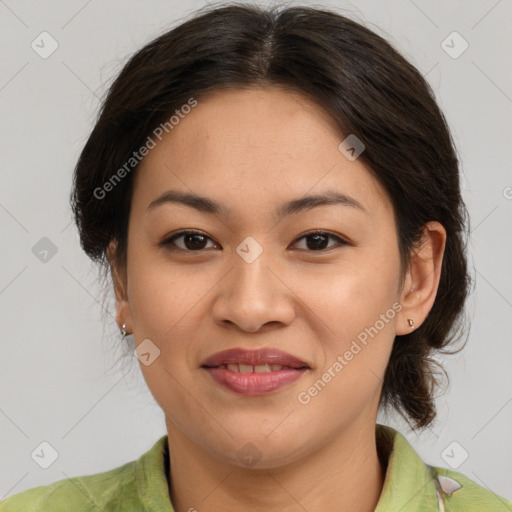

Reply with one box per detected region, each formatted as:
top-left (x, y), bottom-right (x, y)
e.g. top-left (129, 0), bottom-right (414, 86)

top-left (293, 231), bottom-right (348, 251)
top-left (161, 231), bottom-right (217, 251)
top-left (161, 230), bottom-right (348, 253)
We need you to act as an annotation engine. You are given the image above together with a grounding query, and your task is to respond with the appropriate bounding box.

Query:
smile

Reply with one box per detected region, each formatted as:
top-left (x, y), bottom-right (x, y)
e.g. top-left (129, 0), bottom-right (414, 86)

top-left (201, 348), bottom-right (310, 395)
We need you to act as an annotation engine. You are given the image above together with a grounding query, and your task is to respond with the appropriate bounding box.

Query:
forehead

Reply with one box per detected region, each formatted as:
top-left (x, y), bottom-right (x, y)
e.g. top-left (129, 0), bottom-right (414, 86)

top-left (133, 86), bottom-right (391, 219)
top-left (159, 86), bottom-right (345, 163)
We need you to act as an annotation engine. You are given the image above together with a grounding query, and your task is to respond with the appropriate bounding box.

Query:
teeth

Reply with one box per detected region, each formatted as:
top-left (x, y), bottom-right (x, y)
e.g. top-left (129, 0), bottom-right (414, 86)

top-left (254, 364), bottom-right (271, 373)
top-left (223, 363), bottom-right (284, 373)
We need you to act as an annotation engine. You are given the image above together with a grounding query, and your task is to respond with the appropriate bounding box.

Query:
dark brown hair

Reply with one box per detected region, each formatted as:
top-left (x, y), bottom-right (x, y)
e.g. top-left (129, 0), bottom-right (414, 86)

top-left (71, 2), bottom-right (471, 430)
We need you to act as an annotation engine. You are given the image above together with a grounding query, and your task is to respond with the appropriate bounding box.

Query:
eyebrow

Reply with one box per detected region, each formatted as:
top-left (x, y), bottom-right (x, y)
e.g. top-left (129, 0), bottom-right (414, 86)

top-left (147, 189), bottom-right (367, 218)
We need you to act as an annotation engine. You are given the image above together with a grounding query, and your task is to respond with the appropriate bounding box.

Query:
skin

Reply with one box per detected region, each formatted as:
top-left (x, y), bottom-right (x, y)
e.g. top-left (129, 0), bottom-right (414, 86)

top-left (109, 86), bottom-right (446, 512)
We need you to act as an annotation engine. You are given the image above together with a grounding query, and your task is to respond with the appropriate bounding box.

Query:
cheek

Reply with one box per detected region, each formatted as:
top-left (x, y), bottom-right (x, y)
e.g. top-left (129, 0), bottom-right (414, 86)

top-left (291, 247), bottom-right (401, 339)
top-left (125, 253), bottom-right (226, 397)
top-left (125, 260), bottom-right (206, 417)
top-left (292, 268), bottom-right (399, 432)
top-left (291, 245), bottom-right (401, 398)
top-left (127, 254), bottom-right (206, 335)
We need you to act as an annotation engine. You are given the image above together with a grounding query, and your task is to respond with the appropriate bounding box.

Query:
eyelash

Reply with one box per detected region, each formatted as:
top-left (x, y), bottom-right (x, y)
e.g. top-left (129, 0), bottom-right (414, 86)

top-left (160, 229), bottom-right (349, 253)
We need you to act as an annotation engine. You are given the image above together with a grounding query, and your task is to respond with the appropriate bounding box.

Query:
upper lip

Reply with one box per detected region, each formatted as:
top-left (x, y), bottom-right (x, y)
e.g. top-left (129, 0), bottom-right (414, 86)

top-left (201, 348), bottom-right (310, 369)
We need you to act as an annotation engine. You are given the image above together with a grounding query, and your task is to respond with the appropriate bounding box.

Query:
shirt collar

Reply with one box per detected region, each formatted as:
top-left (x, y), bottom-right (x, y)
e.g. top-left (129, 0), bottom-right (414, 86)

top-left (136, 435), bottom-right (174, 512)
top-left (375, 424), bottom-right (441, 511)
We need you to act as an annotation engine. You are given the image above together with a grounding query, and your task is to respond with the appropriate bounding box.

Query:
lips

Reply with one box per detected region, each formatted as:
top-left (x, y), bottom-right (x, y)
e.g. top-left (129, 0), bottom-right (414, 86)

top-left (201, 348), bottom-right (310, 395)
top-left (201, 348), bottom-right (310, 370)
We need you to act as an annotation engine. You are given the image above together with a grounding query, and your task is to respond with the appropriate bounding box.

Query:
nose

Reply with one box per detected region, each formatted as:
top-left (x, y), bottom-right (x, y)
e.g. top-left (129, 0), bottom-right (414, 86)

top-left (211, 248), bottom-right (296, 333)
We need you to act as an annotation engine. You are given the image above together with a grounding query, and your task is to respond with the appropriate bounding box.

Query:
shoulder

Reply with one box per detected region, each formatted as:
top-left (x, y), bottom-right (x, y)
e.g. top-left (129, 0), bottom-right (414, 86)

top-left (0, 435), bottom-right (170, 512)
top-left (428, 464), bottom-right (512, 510)
top-left (376, 424), bottom-right (511, 510)
top-left (0, 459), bottom-right (139, 512)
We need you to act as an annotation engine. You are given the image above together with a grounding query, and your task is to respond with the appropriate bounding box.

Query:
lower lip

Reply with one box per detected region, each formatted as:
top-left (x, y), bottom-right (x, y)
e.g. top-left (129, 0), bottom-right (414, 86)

top-left (203, 367), bottom-right (308, 395)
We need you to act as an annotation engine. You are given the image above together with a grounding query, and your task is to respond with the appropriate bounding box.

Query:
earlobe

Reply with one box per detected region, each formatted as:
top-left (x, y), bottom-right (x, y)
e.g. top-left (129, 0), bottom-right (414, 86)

top-left (396, 221), bottom-right (446, 335)
top-left (107, 240), bottom-right (132, 333)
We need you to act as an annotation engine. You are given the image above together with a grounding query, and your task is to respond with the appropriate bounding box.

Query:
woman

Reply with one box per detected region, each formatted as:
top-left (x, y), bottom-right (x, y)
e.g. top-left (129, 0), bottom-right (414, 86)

top-left (1, 3), bottom-right (510, 511)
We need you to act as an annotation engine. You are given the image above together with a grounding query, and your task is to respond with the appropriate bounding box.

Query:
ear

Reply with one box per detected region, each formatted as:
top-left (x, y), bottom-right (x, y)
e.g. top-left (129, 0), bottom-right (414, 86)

top-left (396, 221), bottom-right (446, 335)
top-left (107, 240), bottom-right (132, 333)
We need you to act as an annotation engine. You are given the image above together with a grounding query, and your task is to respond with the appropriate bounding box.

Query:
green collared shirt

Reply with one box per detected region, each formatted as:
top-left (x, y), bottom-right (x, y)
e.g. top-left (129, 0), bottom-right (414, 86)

top-left (1, 425), bottom-right (510, 511)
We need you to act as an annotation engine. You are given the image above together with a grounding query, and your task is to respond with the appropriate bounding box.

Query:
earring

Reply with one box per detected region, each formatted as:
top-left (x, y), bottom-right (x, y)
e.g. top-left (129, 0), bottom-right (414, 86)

top-left (121, 323), bottom-right (127, 337)
top-left (407, 318), bottom-right (415, 330)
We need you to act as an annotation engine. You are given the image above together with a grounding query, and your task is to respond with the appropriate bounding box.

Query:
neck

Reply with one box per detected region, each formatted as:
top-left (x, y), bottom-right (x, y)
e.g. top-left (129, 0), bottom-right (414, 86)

top-left (165, 418), bottom-right (386, 512)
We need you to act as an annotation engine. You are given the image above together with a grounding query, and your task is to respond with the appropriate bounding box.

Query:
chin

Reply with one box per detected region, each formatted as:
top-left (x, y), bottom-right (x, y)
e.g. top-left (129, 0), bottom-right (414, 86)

top-left (210, 433), bottom-right (312, 471)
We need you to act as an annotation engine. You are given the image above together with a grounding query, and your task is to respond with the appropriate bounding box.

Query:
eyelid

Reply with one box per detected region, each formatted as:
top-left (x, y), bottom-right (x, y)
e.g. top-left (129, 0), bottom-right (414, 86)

top-left (160, 229), bottom-right (350, 252)
top-left (161, 229), bottom-right (218, 251)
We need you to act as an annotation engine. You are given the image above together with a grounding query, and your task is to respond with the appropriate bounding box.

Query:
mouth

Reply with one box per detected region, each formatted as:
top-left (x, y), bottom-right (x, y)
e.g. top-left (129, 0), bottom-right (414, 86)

top-left (203, 363), bottom-right (306, 373)
top-left (201, 347), bottom-right (310, 369)
top-left (201, 348), bottom-right (310, 395)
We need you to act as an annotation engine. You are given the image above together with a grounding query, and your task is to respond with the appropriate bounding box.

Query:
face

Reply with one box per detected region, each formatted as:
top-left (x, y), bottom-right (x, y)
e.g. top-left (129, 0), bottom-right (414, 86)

top-left (114, 86), bottom-right (409, 468)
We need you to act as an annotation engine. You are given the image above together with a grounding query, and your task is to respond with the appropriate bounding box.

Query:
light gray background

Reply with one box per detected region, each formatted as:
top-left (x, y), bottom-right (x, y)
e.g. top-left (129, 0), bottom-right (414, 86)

top-left (1, 0), bottom-right (511, 503)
